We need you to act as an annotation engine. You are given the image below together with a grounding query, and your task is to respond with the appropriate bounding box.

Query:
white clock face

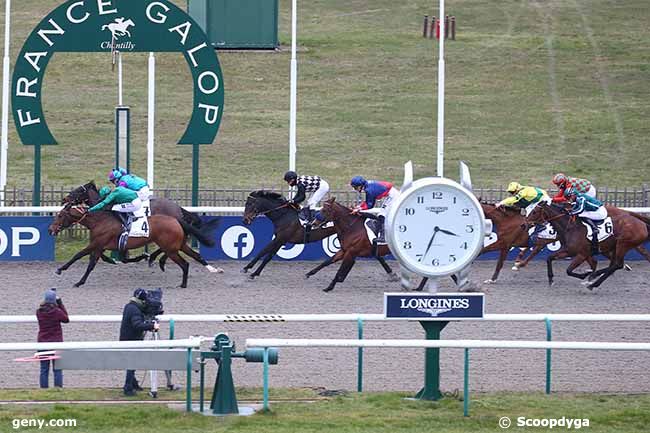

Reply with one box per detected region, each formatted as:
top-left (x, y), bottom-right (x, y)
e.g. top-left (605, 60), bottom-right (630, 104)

top-left (387, 179), bottom-right (485, 277)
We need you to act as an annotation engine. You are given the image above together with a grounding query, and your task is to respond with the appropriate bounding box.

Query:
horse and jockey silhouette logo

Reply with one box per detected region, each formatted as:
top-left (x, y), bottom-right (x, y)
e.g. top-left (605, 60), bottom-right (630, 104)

top-left (102, 17), bottom-right (135, 40)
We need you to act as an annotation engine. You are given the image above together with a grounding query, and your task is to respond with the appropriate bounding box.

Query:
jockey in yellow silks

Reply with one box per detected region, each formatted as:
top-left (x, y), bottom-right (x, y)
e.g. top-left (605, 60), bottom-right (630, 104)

top-left (496, 182), bottom-right (551, 217)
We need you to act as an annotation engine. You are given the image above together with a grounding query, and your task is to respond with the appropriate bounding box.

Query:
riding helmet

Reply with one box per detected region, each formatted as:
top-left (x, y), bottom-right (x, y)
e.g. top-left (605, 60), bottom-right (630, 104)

top-left (552, 173), bottom-right (567, 187)
top-left (565, 187), bottom-right (577, 197)
top-left (284, 171), bottom-right (298, 182)
top-left (108, 168), bottom-right (124, 182)
top-left (350, 176), bottom-right (367, 189)
top-left (98, 186), bottom-right (112, 199)
top-left (506, 182), bottom-right (522, 193)
top-left (133, 288), bottom-right (147, 301)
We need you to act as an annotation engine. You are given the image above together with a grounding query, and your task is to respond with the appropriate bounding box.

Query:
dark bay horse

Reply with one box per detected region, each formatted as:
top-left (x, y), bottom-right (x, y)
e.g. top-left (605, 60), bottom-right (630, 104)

top-left (241, 190), bottom-right (337, 278)
top-left (305, 198), bottom-right (396, 292)
top-left (526, 203), bottom-right (650, 288)
top-left (480, 203), bottom-right (558, 283)
top-left (49, 204), bottom-right (218, 288)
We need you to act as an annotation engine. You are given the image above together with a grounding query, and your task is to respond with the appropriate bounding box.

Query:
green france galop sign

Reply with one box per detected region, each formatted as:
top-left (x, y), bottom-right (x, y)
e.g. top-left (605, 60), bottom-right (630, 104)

top-left (12, 0), bottom-right (224, 145)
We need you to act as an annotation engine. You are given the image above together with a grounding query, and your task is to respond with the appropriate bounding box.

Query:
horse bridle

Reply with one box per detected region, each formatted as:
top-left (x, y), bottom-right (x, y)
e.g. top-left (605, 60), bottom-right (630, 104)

top-left (247, 195), bottom-right (292, 216)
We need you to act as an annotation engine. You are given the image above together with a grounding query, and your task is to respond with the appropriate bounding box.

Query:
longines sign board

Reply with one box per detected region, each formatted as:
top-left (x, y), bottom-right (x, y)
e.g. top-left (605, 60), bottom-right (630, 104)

top-left (384, 293), bottom-right (485, 320)
top-left (12, 0), bottom-right (224, 146)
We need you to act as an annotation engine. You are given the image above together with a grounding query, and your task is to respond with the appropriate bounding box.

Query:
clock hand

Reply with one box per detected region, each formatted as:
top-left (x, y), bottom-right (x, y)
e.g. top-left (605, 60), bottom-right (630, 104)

top-left (422, 226), bottom-right (440, 261)
top-left (438, 228), bottom-right (459, 237)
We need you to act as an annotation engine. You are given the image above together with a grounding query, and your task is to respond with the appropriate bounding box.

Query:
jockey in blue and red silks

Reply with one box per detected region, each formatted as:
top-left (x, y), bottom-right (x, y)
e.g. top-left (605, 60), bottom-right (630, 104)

top-left (350, 176), bottom-right (400, 243)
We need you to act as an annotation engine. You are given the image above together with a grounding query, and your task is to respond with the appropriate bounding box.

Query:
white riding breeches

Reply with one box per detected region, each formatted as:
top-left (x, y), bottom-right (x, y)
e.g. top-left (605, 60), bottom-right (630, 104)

top-left (586, 185), bottom-right (596, 198)
top-left (525, 196), bottom-right (551, 217)
top-left (136, 186), bottom-right (152, 201)
top-left (111, 198), bottom-right (142, 213)
top-left (581, 206), bottom-right (607, 221)
top-left (379, 187), bottom-right (400, 217)
top-left (307, 180), bottom-right (330, 208)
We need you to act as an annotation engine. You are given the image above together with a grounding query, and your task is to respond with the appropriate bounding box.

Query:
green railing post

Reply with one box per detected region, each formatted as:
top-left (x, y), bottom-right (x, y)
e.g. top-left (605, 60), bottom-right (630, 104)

top-left (463, 348), bottom-right (470, 417)
top-left (545, 317), bottom-right (552, 394)
top-left (263, 348), bottom-right (270, 411)
top-left (199, 355), bottom-right (205, 413)
top-left (357, 318), bottom-right (364, 392)
top-left (169, 318), bottom-right (175, 340)
top-left (186, 348), bottom-right (192, 412)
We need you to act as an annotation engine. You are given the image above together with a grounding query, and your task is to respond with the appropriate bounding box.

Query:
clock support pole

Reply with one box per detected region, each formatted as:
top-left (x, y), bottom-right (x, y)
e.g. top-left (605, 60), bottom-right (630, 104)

top-left (414, 320), bottom-right (448, 400)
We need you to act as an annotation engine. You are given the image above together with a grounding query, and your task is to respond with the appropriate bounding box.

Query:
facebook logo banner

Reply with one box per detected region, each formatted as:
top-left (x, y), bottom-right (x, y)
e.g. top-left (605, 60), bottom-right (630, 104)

top-left (199, 217), bottom-right (340, 260)
top-left (384, 293), bottom-right (485, 321)
top-left (0, 217), bottom-right (55, 261)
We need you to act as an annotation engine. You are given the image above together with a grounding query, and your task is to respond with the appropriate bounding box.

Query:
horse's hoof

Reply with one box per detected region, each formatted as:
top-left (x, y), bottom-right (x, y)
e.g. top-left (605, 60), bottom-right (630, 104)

top-left (247, 274), bottom-right (256, 281)
top-left (206, 265), bottom-right (223, 274)
top-left (624, 264), bottom-right (632, 271)
top-left (148, 261), bottom-right (155, 268)
top-left (483, 279), bottom-right (496, 284)
top-left (548, 280), bottom-right (555, 287)
top-left (55, 269), bottom-right (62, 275)
top-left (581, 279), bottom-right (592, 286)
top-left (241, 268), bottom-right (249, 274)
top-left (511, 266), bottom-right (519, 271)
top-left (387, 272), bottom-right (400, 282)
top-left (586, 283), bottom-right (595, 291)
top-left (73, 282), bottom-right (83, 288)
top-left (304, 274), bottom-right (311, 280)
top-left (322, 287), bottom-right (333, 292)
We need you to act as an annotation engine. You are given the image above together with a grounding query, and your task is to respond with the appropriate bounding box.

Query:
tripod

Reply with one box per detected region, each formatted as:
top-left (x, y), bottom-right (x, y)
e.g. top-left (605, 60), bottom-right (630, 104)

top-left (142, 326), bottom-right (176, 398)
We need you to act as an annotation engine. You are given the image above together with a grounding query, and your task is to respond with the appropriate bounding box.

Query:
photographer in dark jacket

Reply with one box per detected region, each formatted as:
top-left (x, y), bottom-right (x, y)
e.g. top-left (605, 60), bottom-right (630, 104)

top-left (119, 288), bottom-right (159, 396)
top-left (37, 288), bottom-right (69, 388)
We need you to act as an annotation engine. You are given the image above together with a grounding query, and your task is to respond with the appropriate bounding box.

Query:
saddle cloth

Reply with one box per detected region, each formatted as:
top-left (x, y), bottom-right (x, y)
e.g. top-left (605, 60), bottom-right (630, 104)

top-left (484, 219), bottom-right (498, 247)
top-left (528, 223), bottom-right (557, 240)
top-left (364, 219), bottom-right (386, 245)
top-left (582, 217), bottom-right (613, 242)
top-left (128, 199), bottom-right (150, 238)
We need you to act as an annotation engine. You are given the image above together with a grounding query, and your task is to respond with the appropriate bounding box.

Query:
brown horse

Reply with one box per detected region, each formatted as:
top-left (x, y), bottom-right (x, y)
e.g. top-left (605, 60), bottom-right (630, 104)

top-left (305, 198), bottom-right (396, 292)
top-left (526, 202), bottom-right (650, 288)
top-left (480, 203), bottom-right (559, 283)
top-left (242, 191), bottom-right (337, 278)
top-left (49, 204), bottom-right (218, 288)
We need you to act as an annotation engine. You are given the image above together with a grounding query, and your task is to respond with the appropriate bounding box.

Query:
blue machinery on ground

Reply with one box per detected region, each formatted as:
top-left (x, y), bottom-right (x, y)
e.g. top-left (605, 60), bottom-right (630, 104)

top-left (199, 333), bottom-right (279, 415)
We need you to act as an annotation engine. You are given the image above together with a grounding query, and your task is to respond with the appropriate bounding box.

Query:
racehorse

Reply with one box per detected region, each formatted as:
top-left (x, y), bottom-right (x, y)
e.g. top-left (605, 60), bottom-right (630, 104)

top-left (49, 203), bottom-right (218, 288)
top-left (480, 203), bottom-right (559, 283)
top-left (526, 202), bottom-right (650, 288)
top-left (241, 190), bottom-right (337, 278)
top-left (305, 198), bottom-right (396, 292)
top-left (64, 182), bottom-right (204, 266)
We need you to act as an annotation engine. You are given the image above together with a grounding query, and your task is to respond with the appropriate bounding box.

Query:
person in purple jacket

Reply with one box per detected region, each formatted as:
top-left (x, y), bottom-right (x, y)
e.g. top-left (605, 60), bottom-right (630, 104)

top-left (36, 289), bottom-right (69, 388)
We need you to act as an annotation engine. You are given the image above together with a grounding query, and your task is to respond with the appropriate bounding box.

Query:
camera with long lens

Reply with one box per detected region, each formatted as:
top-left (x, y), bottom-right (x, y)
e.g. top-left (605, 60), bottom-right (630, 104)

top-left (142, 288), bottom-right (164, 320)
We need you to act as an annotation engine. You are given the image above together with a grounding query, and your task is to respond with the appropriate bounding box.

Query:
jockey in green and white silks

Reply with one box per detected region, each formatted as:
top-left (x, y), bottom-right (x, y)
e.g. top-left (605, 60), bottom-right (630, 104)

top-left (89, 186), bottom-right (142, 216)
top-left (118, 173), bottom-right (152, 201)
top-left (566, 187), bottom-right (607, 255)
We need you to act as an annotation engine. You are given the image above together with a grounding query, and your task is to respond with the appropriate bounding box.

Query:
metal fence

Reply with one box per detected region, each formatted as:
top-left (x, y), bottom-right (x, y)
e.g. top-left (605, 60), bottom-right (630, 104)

top-left (1, 184), bottom-right (649, 239)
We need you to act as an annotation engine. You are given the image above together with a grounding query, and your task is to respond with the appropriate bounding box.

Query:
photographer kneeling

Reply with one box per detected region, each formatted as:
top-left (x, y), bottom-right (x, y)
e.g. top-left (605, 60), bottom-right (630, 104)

top-left (119, 288), bottom-right (159, 396)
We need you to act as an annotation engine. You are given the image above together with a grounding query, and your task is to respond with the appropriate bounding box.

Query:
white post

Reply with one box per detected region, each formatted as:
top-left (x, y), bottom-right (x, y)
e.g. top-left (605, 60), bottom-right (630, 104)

top-left (117, 51), bottom-right (123, 106)
top-left (288, 0), bottom-right (297, 173)
top-left (0, 0), bottom-right (11, 205)
top-left (436, 0), bottom-right (445, 177)
top-left (147, 52), bottom-right (155, 190)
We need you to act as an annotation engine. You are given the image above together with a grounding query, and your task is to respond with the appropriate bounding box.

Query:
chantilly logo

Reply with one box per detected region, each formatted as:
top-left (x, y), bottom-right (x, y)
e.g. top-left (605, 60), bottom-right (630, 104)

top-left (426, 206), bottom-right (448, 214)
top-left (101, 17), bottom-right (136, 50)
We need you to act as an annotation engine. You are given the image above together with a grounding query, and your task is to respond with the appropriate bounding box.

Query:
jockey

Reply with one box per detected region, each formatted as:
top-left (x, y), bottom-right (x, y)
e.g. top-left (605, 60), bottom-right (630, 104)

top-left (107, 167), bottom-right (127, 186)
top-left (566, 187), bottom-right (607, 255)
top-left (89, 185), bottom-right (142, 229)
top-left (118, 170), bottom-right (152, 202)
top-left (284, 171), bottom-right (330, 224)
top-left (496, 182), bottom-right (551, 216)
top-left (350, 176), bottom-right (400, 243)
top-left (551, 173), bottom-right (596, 203)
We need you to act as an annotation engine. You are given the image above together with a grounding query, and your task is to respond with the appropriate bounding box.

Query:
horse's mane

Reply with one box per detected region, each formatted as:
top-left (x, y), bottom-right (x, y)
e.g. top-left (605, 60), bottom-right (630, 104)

top-left (250, 190), bottom-right (286, 202)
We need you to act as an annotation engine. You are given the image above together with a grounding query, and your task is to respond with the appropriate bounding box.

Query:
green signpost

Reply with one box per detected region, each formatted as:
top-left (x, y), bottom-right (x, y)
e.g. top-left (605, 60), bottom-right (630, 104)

top-left (11, 0), bottom-right (225, 205)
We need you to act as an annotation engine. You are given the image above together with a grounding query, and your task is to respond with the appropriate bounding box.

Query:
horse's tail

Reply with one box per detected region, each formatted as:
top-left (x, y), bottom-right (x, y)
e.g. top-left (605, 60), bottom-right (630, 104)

top-left (180, 206), bottom-right (202, 228)
top-left (180, 217), bottom-right (219, 247)
top-left (101, 24), bottom-right (108, 30)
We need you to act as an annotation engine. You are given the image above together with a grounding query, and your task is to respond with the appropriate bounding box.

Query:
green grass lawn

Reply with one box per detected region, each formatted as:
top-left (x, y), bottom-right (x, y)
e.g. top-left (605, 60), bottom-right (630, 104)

top-left (1, 390), bottom-right (650, 433)
top-left (1, 0), bottom-right (648, 192)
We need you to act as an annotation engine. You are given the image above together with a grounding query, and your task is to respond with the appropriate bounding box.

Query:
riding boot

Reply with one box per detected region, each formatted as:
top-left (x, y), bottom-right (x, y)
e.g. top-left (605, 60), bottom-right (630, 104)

top-left (582, 218), bottom-right (599, 255)
top-left (376, 216), bottom-right (386, 244)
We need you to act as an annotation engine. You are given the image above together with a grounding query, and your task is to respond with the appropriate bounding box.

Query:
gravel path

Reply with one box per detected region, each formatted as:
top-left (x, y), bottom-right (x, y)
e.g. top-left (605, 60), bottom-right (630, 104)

top-left (2, 259), bottom-right (650, 394)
